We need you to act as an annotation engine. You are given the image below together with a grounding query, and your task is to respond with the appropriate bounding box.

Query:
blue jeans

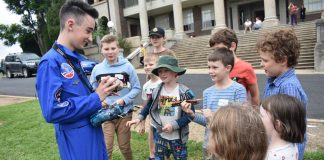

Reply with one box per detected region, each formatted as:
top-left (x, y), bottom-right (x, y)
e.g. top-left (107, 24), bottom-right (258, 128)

top-left (291, 14), bottom-right (297, 25)
top-left (154, 133), bottom-right (187, 160)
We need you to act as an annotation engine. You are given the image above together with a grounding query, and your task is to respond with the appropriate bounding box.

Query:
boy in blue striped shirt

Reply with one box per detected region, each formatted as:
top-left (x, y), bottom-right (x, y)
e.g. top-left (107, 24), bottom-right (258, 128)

top-left (257, 29), bottom-right (308, 160)
top-left (181, 48), bottom-right (246, 159)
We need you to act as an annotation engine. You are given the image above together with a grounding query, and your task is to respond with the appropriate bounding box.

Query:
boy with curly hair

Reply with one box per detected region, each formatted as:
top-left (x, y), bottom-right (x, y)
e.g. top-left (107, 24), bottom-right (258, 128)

top-left (256, 28), bottom-right (308, 159)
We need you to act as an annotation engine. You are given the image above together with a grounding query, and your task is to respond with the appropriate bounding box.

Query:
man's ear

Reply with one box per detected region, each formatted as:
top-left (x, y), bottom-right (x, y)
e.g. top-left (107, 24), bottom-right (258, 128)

top-left (230, 42), bottom-right (237, 52)
top-left (66, 19), bottom-right (75, 31)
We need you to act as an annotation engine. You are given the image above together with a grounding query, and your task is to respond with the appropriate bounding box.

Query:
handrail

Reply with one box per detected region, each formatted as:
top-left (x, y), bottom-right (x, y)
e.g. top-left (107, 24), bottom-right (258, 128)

top-left (126, 42), bottom-right (149, 60)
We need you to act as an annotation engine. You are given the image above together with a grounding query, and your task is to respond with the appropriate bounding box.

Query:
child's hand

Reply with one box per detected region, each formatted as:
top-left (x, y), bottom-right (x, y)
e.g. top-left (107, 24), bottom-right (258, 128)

top-left (126, 119), bottom-right (140, 127)
top-left (181, 100), bottom-right (195, 118)
top-left (202, 109), bottom-right (212, 119)
top-left (162, 123), bottom-right (173, 133)
top-left (138, 121), bottom-right (145, 135)
top-left (116, 99), bottom-right (125, 106)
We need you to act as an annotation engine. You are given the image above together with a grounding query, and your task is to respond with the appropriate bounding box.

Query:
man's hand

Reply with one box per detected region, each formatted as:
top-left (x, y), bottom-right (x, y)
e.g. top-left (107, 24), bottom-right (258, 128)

top-left (180, 100), bottom-right (195, 118)
top-left (96, 76), bottom-right (120, 101)
top-left (162, 123), bottom-right (173, 133)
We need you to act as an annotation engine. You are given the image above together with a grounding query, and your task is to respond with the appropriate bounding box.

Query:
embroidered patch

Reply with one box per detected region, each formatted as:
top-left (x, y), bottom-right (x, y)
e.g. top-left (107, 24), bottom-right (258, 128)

top-left (54, 88), bottom-right (62, 102)
top-left (57, 101), bottom-right (69, 108)
top-left (153, 27), bottom-right (158, 32)
top-left (61, 63), bottom-right (74, 79)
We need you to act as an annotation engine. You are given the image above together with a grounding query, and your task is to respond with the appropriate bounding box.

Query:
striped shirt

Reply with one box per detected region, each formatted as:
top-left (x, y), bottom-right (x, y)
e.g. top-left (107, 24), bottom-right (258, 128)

top-left (193, 81), bottom-right (247, 148)
top-left (263, 68), bottom-right (308, 160)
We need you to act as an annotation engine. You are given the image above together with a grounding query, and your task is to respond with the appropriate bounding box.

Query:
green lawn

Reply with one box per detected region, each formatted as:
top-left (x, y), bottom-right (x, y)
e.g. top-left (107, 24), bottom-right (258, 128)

top-left (0, 100), bottom-right (203, 160)
top-left (0, 100), bottom-right (323, 160)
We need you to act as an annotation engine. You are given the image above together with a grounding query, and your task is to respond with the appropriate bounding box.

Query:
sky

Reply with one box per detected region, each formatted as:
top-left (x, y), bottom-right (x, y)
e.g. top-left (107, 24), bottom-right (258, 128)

top-left (0, 0), bottom-right (23, 60)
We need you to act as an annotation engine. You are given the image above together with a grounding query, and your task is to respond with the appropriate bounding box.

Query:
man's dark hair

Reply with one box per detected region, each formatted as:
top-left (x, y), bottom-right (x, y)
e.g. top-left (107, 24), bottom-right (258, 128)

top-left (208, 47), bottom-right (235, 72)
top-left (59, 0), bottom-right (99, 30)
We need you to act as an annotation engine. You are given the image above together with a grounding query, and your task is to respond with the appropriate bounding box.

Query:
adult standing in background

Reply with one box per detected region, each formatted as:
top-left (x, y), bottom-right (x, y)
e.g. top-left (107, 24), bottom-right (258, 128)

top-left (300, 4), bottom-right (306, 22)
top-left (288, 2), bottom-right (298, 26)
top-left (36, 1), bottom-right (120, 159)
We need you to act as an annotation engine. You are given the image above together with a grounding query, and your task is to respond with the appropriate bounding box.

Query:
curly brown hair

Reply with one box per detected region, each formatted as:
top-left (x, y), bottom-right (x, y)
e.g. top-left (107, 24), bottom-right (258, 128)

top-left (256, 29), bottom-right (300, 67)
top-left (209, 28), bottom-right (238, 51)
top-left (208, 103), bottom-right (268, 160)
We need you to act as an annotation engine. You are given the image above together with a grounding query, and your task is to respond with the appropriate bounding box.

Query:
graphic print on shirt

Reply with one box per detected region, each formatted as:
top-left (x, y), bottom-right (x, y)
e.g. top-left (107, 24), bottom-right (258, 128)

top-left (61, 63), bottom-right (74, 79)
top-left (145, 87), bottom-right (155, 100)
top-left (159, 95), bottom-right (178, 116)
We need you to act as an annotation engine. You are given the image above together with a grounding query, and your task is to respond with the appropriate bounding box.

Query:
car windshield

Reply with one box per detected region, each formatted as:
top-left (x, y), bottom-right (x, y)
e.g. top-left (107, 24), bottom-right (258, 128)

top-left (19, 53), bottom-right (40, 61)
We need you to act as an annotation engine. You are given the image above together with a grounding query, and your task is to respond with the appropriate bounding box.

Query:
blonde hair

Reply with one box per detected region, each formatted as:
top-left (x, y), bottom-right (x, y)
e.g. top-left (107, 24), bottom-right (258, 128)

top-left (208, 103), bottom-right (268, 160)
top-left (144, 53), bottom-right (159, 64)
top-left (100, 35), bottom-right (119, 47)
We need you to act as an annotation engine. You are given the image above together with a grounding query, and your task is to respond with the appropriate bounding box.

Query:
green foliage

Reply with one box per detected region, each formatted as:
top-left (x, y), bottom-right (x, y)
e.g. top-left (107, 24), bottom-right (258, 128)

top-left (46, 0), bottom-right (65, 46)
top-left (2, 0), bottom-right (57, 54)
top-left (95, 16), bottom-right (109, 37)
top-left (18, 31), bottom-right (41, 55)
top-left (118, 36), bottom-right (132, 57)
top-left (0, 24), bottom-right (24, 46)
top-left (304, 151), bottom-right (324, 160)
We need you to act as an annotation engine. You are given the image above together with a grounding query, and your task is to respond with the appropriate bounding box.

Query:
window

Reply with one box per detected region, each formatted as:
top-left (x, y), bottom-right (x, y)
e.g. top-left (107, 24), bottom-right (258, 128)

top-left (155, 14), bottom-right (170, 30)
top-left (183, 9), bottom-right (194, 32)
top-left (201, 4), bottom-right (215, 29)
top-left (124, 0), bottom-right (138, 8)
top-left (304, 0), bottom-right (323, 12)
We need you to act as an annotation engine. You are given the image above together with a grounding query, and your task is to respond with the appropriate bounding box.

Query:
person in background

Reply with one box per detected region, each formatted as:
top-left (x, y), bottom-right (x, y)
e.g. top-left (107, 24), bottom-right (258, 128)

top-left (244, 19), bottom-right (252, 34)
top-left (139, 43), bottom-right (147, 66)
top-left (209, 28), bottom-right (260, 106)
top-left (148, 27), bottom-right (176, 57)
top-left (257, 28), bottom-right (308, 159)
top-left (288, 2), bottom-right (298, 26)
top-left (90, 35), bottom-right (141, 160)
top-left (253, 17), bottom-right (262, 30)
top-left (300, 4), bottom-right (306, 22)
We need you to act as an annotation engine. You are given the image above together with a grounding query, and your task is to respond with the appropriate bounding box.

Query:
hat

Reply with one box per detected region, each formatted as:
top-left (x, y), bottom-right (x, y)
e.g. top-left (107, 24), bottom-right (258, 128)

top-left (149, 27), bottom-right (165, 37)
top-left (151, 55), bottom-right (186, 76)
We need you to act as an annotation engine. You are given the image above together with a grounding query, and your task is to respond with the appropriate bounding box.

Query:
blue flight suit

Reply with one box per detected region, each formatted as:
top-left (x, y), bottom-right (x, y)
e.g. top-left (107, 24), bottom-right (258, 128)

top-left (36, 43), bottom-right (108, 160)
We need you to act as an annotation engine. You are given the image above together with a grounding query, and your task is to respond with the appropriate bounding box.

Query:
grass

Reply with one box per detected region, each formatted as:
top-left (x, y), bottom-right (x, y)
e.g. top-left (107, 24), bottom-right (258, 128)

top-left (0, 100), bottom-right (203, 160)
top-left (0, 100), bottom-right (323, 160)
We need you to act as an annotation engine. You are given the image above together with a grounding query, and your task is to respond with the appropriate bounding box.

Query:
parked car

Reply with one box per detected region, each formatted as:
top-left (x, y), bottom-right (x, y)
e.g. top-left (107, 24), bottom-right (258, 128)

top-left (0, 59), bottom-right (4, 75)
top-left (4, 52), bottom-right (40, 78)
top-left (80, 55), bottom-right (98, 74)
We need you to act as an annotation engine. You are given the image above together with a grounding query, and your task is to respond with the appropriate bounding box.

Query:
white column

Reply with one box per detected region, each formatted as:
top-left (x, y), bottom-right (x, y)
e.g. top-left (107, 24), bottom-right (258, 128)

top-left (173, 0), bottom-right (185, 39)
top-left (139, 0), bottom-right (149, 42)
top-left (263, 0), bottom-right (279, 27)
top-left (108, 0), bottom-right (122, 35)
top-left (279, 0), bottom-right (287, 24)
top-left (212, 0), bottom-right (227, 34)
top-left (232, 4), bottom-right (239, 31)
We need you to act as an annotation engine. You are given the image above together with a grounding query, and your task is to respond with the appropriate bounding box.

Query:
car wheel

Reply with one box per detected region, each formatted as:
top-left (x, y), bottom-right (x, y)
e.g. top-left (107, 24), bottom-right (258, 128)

top-left (23, 68), bottom-right (29, 78)
top-left (6, 69), bottom-right (12, 78)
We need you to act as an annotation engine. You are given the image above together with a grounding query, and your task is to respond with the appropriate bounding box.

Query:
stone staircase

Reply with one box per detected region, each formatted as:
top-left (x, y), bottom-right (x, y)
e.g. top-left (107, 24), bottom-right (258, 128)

top-left (172, 21), bottom-right (316, 70)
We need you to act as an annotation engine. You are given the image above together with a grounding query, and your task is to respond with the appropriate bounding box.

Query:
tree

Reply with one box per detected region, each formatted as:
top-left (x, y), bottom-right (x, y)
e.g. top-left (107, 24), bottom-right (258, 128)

top-left (0, 24), bottom-right (41, 55)
top-left (3, 0), bottom-right (52, 55)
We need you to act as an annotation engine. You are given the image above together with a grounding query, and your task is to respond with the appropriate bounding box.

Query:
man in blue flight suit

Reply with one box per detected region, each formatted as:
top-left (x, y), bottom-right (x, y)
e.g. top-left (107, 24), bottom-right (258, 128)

top-left (36, 1), bottom-right (120, 159)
